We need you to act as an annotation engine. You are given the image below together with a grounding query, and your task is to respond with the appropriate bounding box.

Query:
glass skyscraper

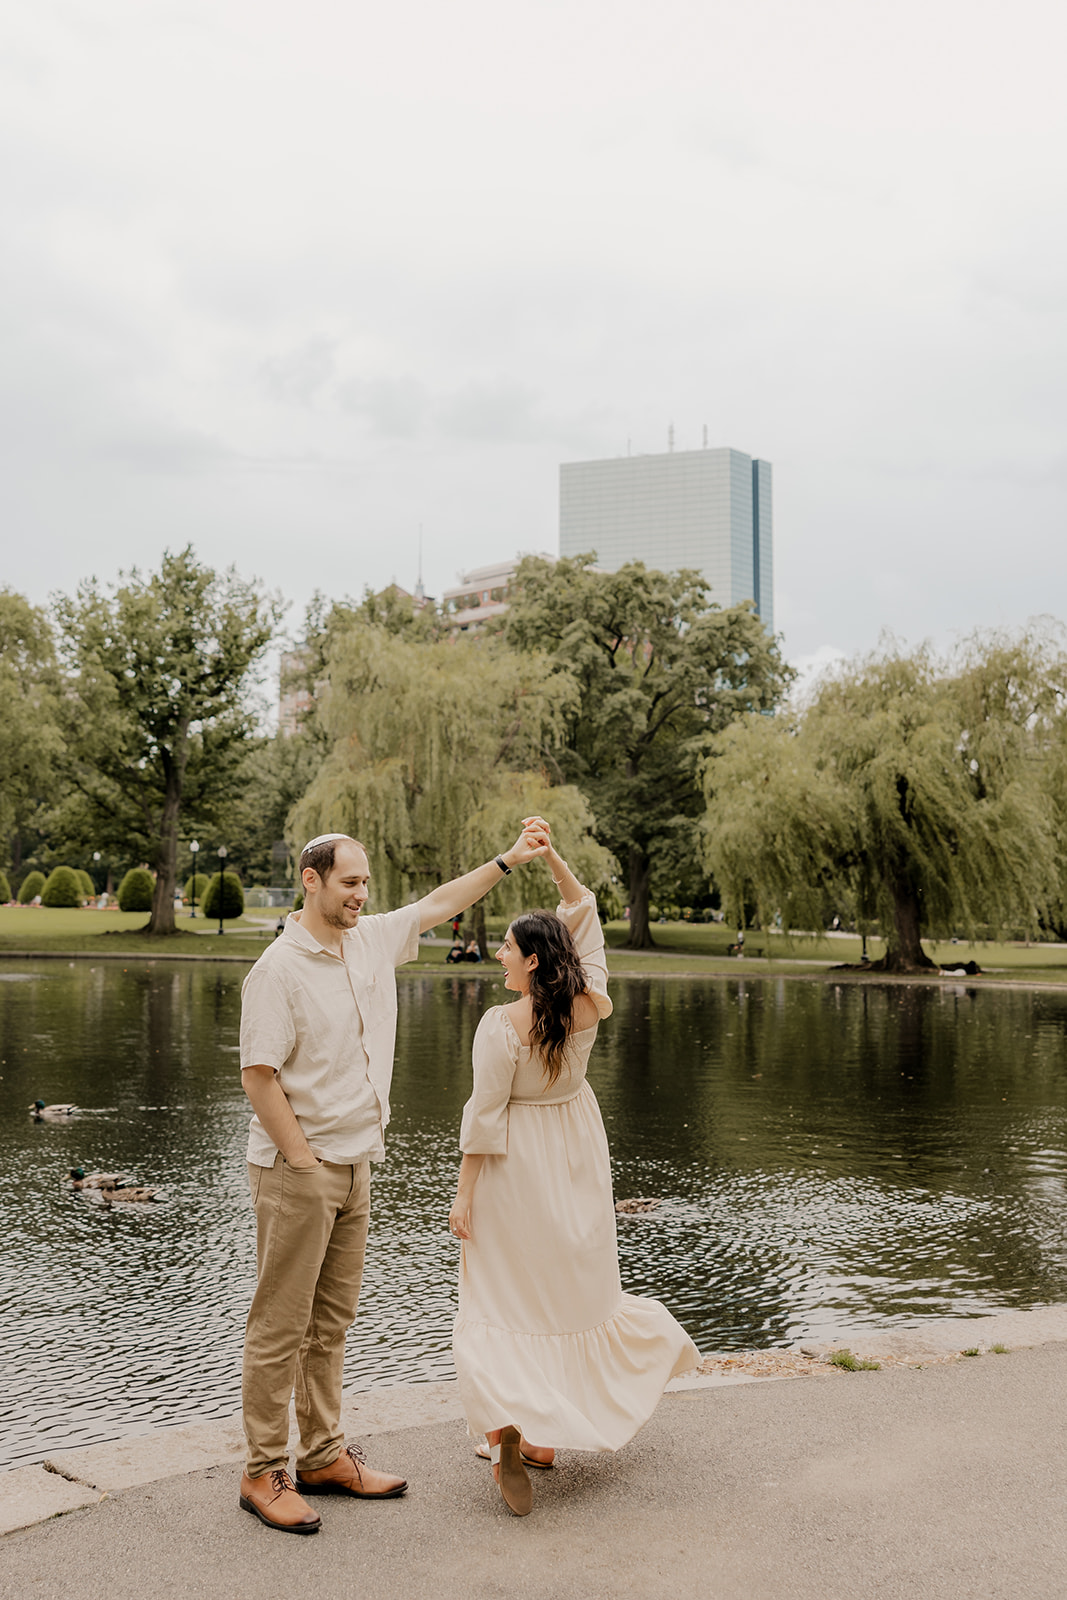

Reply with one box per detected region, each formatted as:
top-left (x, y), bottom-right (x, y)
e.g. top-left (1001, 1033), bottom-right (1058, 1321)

top-left (559, 446), bottom-right (773, 631)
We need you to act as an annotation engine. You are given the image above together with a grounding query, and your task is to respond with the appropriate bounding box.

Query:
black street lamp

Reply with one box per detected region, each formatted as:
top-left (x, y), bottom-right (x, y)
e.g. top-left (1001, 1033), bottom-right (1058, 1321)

top-left (217, 845), bottom-right (228, 935)
top-left (189, 840), bottom-right (200, 917)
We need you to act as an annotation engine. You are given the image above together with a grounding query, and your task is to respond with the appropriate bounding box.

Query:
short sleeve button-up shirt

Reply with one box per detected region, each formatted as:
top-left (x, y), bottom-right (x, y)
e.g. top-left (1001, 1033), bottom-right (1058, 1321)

top-left (239, 903), bottom-right (421, 1166)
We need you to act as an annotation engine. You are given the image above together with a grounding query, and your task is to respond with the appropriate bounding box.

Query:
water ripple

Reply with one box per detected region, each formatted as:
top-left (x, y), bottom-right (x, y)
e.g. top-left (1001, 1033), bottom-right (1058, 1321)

top-left (3, 963), bottom-right (1067, 1467)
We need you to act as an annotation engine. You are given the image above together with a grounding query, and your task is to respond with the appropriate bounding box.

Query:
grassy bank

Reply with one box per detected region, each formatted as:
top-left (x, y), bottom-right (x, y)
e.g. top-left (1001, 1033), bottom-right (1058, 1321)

top-left (0, 906), bottom-right (273, 959)
top-left (3, 907), bottom-right (1067, 986)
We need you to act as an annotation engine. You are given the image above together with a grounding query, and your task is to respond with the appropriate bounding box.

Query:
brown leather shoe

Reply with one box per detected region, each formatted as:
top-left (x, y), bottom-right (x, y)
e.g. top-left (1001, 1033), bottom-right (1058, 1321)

top-left (296, 1442), bottom-right (407, 1499)
top-left (239, 1468), bottom-right (322, 1533)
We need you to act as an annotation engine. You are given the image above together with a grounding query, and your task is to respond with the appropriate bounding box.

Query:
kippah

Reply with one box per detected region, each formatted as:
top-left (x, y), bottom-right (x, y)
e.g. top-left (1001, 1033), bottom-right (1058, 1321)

top-left (300, 833), bottom-right (351, 855)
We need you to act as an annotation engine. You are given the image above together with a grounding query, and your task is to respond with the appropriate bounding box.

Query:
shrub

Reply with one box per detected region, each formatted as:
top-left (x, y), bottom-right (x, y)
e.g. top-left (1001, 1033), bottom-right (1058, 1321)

top-left (18, 871), bottom-right (46, 903)
top-left (42, 866), bottom-right (84, 908)
top-left (0, 870), bottom-right (11, 903)
top-left (293, 891), bottom-right (304, 911)
top-left (117, 867), bottom-right (155, 912)
top-left (202, 871), bottom-right (245, 921)
top-left (76, 869), bottom-right (96, 899)
top-left (183, 872), bottom-right (209, 904)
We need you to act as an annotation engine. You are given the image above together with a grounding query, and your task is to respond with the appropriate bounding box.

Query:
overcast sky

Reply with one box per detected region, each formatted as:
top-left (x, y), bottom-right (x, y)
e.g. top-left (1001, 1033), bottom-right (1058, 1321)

top-left (3, 0), bottom-right (1065, 680)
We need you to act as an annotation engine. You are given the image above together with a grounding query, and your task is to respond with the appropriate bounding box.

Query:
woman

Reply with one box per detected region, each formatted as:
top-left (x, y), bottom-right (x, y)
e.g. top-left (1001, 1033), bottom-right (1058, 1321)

top-left (449, 822), bottom-right (699, 1517)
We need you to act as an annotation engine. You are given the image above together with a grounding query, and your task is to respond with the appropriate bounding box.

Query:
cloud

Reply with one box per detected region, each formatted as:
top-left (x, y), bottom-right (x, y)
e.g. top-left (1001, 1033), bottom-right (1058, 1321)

top-left (260, 337), bottom-right (339, 407)
top-left (337, 375), bottom-right (429, 438)
top-left (436, 379), bottom-right (542, 442)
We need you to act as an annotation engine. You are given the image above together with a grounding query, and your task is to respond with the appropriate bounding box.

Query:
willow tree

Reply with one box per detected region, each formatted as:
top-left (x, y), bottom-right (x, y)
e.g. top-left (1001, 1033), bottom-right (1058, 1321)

top-left (53, 548), bottom-right (283, 935)
top-left (703, 632), bottom-right (1066, 971)
top-left (502, 554), bottom-right (792, 947)
top-left (288, 626), bottom-right (616, 948)
top-left (0, 590), bottom-right (64, 879)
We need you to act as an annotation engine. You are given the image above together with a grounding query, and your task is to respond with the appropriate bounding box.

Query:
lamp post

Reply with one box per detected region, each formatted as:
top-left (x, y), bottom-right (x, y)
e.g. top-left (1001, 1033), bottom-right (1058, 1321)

top-left (217, 845), bottom-right (228, 935)
top-left (189, 841), bottom-right (200, 917)
top-left (92, 852), bottom-right (101, 906)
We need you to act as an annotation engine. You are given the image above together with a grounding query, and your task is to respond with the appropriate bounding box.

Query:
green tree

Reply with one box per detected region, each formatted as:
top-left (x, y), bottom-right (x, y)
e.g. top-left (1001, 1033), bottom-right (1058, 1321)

top-left (117, 868), bottom-right (155, 912)
top-left (53, 547), bottom-right (283, 936)
top-left (0, 591), bottom-right (64, 878)
top-left (41, 866), bottom-right (83, 907)
top-left (183, 872), bottom-right (209, 904)
top-left (202, 870), bottom-right (245, 921)
top-left (18, 870), bottom-right (45, 903)
top-left (0, 870), bottom-right (12, 902)
top-left (503, 555), bottom-right (793, 947)
top-left (703, 633), bottom-right (1065, 971)
top-left (215, 730), bottom-right (321, 887)
top-left (289, 623), bottom-right (615, 952)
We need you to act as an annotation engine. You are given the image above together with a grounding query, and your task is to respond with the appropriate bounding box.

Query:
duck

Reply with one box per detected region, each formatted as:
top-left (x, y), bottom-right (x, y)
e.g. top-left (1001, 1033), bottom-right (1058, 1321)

top-left (69, 1167), bottom-right (130, 1191)
top-left (614, 1196), bottom-right (662, 1215)
top-left (100, 1186), bottom-right (158, 1205)
top-left (29, 1100), bottom-right (78, 1122)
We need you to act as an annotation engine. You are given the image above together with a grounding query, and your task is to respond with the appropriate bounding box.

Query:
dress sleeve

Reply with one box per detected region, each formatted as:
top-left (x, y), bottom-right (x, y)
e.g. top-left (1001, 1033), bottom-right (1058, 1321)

top-left (459, 1009), bottom-right (522, 1155)
top-left (557, 891), bottom-right (613, 1019)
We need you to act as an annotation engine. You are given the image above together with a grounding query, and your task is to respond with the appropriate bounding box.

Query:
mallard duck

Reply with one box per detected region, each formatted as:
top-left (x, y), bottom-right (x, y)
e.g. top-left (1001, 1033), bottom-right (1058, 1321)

top-left (69, 1167), bottom-right (130, 1190)
top-left (29, 1100), bottom-right (78, 1122)
top-left (614, 1196), bottom-right (662, 1215)
top-left (101, 1186), bottom-right (157, 1205)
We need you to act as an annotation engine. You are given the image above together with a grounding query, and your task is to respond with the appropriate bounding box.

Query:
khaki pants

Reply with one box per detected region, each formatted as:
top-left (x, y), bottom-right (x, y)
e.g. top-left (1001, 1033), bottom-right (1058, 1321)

top-left (242, 1156), bottom-right (371, 1478)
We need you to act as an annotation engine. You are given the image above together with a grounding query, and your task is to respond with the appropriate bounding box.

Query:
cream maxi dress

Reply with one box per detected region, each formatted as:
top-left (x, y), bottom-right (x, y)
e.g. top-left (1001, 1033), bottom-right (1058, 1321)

top-left (452, 892), bottom-right (700, 1451)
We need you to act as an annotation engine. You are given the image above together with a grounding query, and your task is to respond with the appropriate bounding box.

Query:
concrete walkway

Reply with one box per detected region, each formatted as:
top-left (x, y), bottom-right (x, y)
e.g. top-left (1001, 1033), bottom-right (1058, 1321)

top-left (3, 1328), bottom-right (1067, 1599)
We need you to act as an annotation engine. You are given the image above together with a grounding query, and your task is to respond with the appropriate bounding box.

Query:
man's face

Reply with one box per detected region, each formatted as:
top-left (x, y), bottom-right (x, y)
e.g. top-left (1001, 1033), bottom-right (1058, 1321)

top-left (306, 840), bottom-right (370, 930)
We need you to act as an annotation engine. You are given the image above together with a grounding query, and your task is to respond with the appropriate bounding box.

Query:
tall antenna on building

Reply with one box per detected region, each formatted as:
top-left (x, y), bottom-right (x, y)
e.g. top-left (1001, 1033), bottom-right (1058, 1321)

top-left (703, 423), bottom-right (708, 449)
top-left (415, 524), bottom-right (425, 604)
top-left (668, 423), bottom-right (674, 452)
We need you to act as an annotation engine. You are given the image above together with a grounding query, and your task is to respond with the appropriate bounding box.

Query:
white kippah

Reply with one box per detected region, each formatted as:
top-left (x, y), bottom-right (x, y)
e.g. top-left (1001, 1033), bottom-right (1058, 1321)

top-left (300, 832), bottom-right (351, 855)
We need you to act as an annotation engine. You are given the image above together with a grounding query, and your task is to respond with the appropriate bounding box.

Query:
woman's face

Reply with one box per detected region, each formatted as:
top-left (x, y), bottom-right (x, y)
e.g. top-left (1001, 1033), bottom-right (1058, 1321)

top-left (495, 925), bottom-right (537, 992)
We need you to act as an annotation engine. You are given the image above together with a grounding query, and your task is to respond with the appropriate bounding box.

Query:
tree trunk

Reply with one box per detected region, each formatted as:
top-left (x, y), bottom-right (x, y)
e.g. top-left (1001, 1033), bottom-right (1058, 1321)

top-left (147, 780), bottom-right (181, 935)
top-left (625, 843), bottom-right (656, 950)
top-left (870, 879), bottom-right (936, 973)
top-left (472, 899), bottom-right (490, 961)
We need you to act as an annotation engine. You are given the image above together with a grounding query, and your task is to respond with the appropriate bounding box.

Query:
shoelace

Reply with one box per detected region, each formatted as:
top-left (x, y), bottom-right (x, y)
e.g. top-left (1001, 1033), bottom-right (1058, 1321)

top-left (270, 1469), bottom-right (296, 1496)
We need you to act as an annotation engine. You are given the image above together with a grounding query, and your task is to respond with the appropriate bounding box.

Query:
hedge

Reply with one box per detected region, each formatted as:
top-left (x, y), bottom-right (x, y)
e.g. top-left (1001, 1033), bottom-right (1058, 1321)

top-left (0, 870), bottom-right (11, 903)
top-left (117, 868), bottom-right (155, 913)
top-left (76, 869), bottom-right (96, 899)
top-left (183, 872), bottom-right (210, 904)
top-left (202, 871), bottom-right (245, 921)
top-left (18, 871), bottom-right (46, 903)
top-left (42, 866), bottom-right (84, 908)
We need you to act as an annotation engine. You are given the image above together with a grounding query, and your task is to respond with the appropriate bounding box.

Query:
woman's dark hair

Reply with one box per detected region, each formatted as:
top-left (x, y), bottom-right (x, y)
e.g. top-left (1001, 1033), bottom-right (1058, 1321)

top-left (510, 910), bottom-right (588, 1086)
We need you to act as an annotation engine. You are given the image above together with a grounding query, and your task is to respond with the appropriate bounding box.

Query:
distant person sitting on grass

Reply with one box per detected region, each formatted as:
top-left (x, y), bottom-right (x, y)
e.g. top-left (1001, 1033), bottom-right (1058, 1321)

top-left (446, 940), bottom-right (466, 964)
top-left (237, 823), bottom-right (545, 1535)
top-left (463, 939), bottom-right (482, 963)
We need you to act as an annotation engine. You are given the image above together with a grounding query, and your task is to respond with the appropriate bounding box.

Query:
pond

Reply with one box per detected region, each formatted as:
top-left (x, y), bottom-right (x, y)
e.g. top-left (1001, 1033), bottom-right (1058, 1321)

top-left (4, 958), bottom-right (1067, 1471)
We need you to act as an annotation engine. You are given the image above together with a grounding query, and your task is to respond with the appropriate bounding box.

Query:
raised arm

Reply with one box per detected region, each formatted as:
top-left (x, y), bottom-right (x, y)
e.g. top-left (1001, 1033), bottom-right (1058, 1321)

top-left (414, 825), bottom-right (546, 934)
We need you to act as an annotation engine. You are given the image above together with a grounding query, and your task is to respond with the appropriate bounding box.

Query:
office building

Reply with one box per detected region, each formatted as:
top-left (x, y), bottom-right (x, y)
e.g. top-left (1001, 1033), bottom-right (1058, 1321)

top-left (442, 554), bottom-right (554, 632)
top-left (559, 446), bottom-right (773, 630)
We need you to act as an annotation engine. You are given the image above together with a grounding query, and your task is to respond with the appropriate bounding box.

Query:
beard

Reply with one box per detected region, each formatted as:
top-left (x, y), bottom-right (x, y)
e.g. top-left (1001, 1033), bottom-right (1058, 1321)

top-left (321, 902), bottom-right (359, 930)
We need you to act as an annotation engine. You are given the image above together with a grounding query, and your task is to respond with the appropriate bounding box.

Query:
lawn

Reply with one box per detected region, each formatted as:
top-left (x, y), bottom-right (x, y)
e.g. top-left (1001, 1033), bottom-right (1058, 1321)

top-left (0, 905), bottom-right (274, 958)
top-left (3, 906), bottom-right (1066, 987)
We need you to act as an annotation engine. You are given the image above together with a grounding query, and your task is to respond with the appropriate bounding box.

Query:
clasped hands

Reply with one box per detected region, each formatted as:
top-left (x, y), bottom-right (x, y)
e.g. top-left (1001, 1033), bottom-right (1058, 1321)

top-left (504, 814), bottom-right (552, 867)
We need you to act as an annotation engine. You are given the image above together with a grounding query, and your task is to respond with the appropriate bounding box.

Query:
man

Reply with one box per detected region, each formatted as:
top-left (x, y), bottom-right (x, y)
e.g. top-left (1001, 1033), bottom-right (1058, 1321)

top-left (238, 824), bottom-right (545, 1534)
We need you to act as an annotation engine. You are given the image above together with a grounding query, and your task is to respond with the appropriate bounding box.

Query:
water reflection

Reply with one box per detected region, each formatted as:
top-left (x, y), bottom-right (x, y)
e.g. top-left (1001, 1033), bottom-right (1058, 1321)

top-left (2, 961), bottom-right (1067, 1469)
